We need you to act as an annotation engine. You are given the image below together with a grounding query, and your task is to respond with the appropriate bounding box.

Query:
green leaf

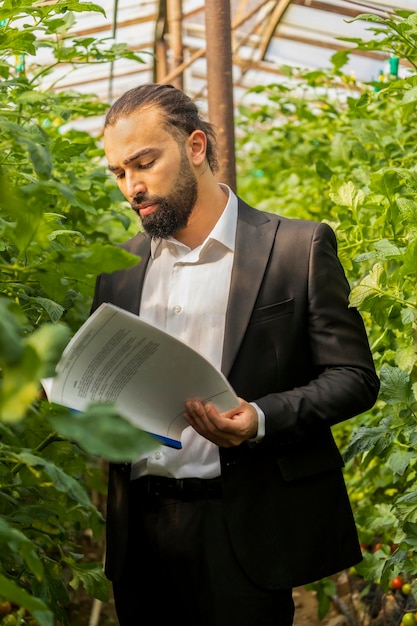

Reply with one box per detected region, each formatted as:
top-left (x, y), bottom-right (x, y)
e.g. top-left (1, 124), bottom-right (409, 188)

top-left (379, 365), bottom-right (413, 405)
top-left (387, 449), bottom-right (415, 476)
top-left (0, 298), bottom-right (24, 365)
top-left (1, 346), bottom-right (45, 422)
top-left (331, 49), bottom-right (350, 71)
top-left (402, 85), bottom-right (417, 104)
top-left (305, 578), bottom-right (336, 620)
top-left (25, 141), bottom-right (53, 180)
top-left (396, 491), bottom-right (417, 505)
top-left (64, 1), bottom-right (106, 16)
top-left (0, 29), bottom-right (37, 54)
top-left (64, 558), bottom-right (109, 601)
top-left (354, 550), bottom-right (387, 582)
top-left (12, 451), bottom-right (94, 508)
top-left (0, 574), bottom-right (53, 626)
top-left (349, 264), bottom-right (384, 308)
top-left (46, 243), bottom-right (141, 276)
top-left (25, 322), bottom-right (71, 377)
top-left (315, 159), bottom-right (333, 180)
top-left (0, 518), bottom-right (43, 579)
top-left (355, 92), bottom-right (373, 108)
top-left (343, 419), bottom-right (395, 463)
top-left (49, 404), bottom-right (158, 462)
top-left (329, 181), bottom-right (365, 208)
top-left (397, 197), bottom-right (417, 227)
top-left (395, 345), bottom-right (417, 373)
top-left (26, 297), bottom-right (66, 323)
top-left (373, 239), bottom-right (403, 259)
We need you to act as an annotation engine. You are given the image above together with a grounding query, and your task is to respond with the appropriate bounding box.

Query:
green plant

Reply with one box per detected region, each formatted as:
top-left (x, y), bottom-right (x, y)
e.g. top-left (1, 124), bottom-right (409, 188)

top-left (305, 578), bottom-right (337, 620)
top-left (0, 1), bottom-right (157, 623)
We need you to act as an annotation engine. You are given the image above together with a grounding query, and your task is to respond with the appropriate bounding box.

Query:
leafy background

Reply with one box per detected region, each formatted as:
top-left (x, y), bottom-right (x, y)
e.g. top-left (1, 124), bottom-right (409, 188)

top-left (1, 2), bottom-right (417, 624)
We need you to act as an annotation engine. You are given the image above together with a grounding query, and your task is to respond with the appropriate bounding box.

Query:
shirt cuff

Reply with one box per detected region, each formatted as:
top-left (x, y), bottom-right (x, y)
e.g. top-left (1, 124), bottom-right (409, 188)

top-left (248, 402), bottom-right (265, 444)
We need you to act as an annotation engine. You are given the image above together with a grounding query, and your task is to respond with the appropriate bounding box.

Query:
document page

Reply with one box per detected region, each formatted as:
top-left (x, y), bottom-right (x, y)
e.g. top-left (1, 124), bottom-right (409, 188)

top-left (43, 303), bottom-right (239, 446)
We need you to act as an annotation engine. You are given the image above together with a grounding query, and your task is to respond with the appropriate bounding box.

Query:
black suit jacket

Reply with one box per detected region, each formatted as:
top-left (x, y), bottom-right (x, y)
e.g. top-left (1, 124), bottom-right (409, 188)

top-left (91, 199), bottom-right (379, 589)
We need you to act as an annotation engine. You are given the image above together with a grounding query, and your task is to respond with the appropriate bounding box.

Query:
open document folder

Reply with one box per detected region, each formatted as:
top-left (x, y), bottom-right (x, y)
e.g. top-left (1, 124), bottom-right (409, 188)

top-left (42, 303), bottom-right (239, 449)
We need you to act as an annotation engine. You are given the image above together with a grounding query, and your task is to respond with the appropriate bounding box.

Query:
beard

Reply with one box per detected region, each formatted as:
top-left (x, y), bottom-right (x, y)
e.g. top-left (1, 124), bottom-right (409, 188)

top-left (130, 150), bottom-right (198, 239)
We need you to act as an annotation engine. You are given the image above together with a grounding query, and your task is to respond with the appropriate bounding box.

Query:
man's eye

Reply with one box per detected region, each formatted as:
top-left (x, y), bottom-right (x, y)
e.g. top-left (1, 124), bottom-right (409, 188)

top-left (140, 160), bottom-right (155, 169)
top-left (115, 171), bottom-right (125, 180)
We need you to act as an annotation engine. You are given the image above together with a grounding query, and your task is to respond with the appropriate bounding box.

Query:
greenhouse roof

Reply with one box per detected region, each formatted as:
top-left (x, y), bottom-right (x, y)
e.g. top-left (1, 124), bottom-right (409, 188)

top-left (43, 0), bottom-right (417, 130)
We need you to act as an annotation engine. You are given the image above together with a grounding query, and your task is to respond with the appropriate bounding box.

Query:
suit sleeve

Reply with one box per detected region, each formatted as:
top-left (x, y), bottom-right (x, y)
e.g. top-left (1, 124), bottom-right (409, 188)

top-left (256, 221), bottom-right (379, 441)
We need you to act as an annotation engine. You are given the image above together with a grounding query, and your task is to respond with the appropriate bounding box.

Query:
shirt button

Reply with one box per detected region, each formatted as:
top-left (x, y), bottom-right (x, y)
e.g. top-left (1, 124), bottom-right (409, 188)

top-left (154, 452), bottom-right (162, 460)
top-left (173, 305), bottom-right (182, 314)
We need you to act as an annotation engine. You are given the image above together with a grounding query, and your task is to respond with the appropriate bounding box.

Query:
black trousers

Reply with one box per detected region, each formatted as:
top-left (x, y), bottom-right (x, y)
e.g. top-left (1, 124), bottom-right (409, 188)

top-left (112, 477), bottom-right (295, 626)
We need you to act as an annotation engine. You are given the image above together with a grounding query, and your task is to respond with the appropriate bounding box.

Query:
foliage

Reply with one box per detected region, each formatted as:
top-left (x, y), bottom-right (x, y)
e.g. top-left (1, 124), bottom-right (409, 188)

top-left (0, 0), bottom-right (157, 623)
top-left (305, 578), bottom-right (337, 621)
top-left (236, 7), bottom-right (417, 606)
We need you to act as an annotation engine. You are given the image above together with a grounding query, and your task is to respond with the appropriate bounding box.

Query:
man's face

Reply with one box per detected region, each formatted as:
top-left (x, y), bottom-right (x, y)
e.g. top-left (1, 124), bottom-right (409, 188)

top-left (104, 107), bottom-right (198, 239)
top-left (131, 147), bottom-right (198, 239)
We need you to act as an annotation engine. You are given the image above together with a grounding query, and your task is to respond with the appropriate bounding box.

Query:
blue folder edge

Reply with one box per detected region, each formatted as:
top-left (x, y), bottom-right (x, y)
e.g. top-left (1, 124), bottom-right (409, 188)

top-left (149, 433), bottom-right (182, 449)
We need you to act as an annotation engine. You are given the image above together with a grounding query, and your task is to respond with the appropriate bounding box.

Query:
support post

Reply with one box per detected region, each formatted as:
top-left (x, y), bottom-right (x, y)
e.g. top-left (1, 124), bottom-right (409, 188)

top-left (205, 0), bottom-right (237, 191)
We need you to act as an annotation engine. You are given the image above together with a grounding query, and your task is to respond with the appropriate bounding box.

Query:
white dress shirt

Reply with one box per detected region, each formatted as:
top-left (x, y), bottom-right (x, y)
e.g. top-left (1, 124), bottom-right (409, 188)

top-left (130, 185), bottom-right (263, 481)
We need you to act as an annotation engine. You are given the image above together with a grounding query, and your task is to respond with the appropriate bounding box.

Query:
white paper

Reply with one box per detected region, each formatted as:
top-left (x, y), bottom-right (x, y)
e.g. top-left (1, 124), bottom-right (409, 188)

top-left (43, 303), bottom-right (239, 446)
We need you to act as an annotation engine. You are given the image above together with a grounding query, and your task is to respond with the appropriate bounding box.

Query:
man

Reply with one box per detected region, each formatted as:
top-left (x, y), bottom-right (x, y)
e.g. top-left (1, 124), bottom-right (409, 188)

top-left (92, 83), bottom-right (379, 626)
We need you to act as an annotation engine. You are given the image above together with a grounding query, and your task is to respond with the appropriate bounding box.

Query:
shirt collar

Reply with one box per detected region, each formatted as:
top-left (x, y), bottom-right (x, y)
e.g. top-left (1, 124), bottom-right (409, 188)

top-left (150, 184), bottom-right (237, 259)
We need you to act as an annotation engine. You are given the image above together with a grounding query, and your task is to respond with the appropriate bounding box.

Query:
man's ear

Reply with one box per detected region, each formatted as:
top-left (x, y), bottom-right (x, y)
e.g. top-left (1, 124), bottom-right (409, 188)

top-left (187, 130), bottom-right (207, 166)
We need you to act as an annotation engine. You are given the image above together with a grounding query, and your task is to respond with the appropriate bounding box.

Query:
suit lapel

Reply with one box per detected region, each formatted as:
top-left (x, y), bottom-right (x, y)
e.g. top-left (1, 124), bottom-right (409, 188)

top-left (221, 200), bottom-right (280, 376)
top-left (115, 235), bottom-right (151, 314)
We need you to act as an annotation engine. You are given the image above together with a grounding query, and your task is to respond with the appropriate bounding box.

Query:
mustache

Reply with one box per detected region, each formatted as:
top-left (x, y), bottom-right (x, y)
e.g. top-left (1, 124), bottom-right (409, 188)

top-left (130, 193), bottom-right (152, 215)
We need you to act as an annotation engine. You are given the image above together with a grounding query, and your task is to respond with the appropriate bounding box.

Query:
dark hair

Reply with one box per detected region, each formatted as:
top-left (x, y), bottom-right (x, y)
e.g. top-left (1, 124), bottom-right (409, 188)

top-left (104, 83), bottom-right (219, 173)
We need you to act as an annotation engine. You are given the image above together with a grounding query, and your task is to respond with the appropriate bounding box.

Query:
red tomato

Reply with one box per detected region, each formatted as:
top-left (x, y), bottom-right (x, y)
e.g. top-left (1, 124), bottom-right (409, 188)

top-left (391, 576), bottom-right (404, 590)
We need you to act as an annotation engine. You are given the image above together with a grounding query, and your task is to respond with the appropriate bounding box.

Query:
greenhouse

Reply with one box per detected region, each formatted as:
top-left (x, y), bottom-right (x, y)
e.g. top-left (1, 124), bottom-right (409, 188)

top-left (1, 1), bottom-right (417, 625)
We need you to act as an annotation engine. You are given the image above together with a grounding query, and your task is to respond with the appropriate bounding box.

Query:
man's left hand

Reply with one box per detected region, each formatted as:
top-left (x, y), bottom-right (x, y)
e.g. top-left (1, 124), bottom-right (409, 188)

top-left (183, 398), bottom-right (258, 447)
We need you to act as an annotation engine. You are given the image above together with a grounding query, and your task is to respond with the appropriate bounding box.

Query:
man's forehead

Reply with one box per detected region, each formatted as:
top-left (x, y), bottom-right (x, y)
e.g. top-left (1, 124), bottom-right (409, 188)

top-left (104, 107), bottom-right (168, 142)
top-left (103, 110), bottom-right (179, 165)
top-left (112, 104), bottom-right (163, 127)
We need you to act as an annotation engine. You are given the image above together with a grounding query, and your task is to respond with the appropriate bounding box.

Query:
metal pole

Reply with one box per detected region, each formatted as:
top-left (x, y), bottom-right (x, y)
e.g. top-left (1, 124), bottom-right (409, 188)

top-left (205, 0), bottom-right (237, 191)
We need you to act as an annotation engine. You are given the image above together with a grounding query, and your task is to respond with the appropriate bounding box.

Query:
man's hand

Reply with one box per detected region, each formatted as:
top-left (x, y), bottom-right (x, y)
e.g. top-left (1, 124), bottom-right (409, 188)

top-left (183, 398), bottom-right (258, 447)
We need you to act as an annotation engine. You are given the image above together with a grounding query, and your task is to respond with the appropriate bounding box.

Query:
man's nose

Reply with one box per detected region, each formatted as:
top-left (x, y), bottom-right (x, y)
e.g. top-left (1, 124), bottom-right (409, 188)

top-left (125, 172), bottom-right (146, 201)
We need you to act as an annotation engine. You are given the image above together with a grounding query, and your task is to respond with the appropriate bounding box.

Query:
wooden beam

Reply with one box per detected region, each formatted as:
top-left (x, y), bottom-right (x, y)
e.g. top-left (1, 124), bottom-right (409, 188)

top-left (154, 0), bottom-right (168, 83)
top-left (291, 0), bottom-right (394, 18)
top-left (167, 0), bottom-right (183, 88)
top-left (258, 0), bottom-right (292, 60)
